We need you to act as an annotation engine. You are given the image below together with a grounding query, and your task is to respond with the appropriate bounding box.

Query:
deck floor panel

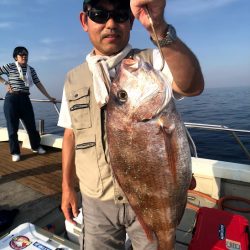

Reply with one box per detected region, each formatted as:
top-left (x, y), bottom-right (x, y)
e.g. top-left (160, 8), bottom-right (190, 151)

top-left (0, 141), bottom-right (64, 236)
top-left (0, 141), bottom-right (62, 196)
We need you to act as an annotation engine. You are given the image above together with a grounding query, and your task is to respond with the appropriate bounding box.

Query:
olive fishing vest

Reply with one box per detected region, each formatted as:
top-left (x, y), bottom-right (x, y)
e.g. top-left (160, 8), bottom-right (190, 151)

top-left (64, 49), bottom-right (152, 202)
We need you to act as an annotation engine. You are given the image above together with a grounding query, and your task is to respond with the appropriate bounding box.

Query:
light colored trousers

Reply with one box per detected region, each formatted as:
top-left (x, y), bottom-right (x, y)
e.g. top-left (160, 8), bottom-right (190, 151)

top-left (81, 194), bottom-right (157, 250)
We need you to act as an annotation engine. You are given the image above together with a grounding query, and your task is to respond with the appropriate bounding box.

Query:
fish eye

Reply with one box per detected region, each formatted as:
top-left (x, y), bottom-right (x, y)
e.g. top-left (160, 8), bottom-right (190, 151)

top-left (117, 90), bottom-right (128, 103)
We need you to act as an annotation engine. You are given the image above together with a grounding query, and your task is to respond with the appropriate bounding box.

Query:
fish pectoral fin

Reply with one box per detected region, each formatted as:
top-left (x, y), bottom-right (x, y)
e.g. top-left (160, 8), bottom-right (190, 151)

top-left (162, 124), bottom-right (175, 134)
top-left (157, 120), bottom-right (175, 135)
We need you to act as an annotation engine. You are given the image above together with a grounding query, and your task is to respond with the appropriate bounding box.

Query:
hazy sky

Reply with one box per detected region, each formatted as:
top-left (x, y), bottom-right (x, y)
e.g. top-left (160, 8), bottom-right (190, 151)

top-left (0, 0), bottom-right (249, 99)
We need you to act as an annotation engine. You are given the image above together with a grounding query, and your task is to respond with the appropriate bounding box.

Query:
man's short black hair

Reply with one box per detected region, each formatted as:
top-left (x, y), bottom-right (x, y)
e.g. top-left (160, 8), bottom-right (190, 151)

top-left (83, 0), bottom-right (130, 12)
top-left (13, 46), bottom-right (28, 59)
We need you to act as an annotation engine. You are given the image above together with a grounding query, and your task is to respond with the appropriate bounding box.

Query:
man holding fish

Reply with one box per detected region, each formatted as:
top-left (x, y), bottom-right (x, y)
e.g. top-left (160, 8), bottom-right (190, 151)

top-left (58, 0), bottom-right (204, 249)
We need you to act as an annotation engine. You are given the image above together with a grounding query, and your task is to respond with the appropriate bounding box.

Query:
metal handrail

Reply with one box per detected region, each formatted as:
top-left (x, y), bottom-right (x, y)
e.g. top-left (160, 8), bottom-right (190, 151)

top-left (28, 99), bottom-right (61, 116)
top-left (185, 122), bottom-right (250, 134)
top-left (0, 97), bottom-right (61, 133)
top-left (185, 122), bottom-right (250, 160)
top-left (0, 96), bottom-right (61, 115)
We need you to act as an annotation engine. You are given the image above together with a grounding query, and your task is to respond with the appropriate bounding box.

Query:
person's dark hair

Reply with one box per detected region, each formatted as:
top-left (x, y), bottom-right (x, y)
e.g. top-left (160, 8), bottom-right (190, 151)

top-left (13, 46), bottom-right (29, 60)
top-left (83, 0), bottom-right (130, 12)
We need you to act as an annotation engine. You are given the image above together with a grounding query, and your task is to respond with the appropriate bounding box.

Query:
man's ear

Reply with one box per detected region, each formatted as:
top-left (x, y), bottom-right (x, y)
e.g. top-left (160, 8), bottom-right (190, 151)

top-left (80, 11), bottom-right (88, 32)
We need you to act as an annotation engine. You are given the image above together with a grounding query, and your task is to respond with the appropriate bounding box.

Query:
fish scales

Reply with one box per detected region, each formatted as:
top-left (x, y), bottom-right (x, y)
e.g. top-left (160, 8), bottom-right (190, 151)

top-left (106, 57), bottom-right (192, 250)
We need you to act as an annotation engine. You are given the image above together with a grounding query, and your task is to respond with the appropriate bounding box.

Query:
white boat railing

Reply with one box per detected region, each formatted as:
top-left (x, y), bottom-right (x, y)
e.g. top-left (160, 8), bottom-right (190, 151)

top-left (185, 122), bottom-right (250, 160)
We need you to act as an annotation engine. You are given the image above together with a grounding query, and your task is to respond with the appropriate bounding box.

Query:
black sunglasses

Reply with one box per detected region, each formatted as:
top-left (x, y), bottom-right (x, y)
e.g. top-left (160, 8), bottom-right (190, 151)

top-left (18, 52), bottom-right (28, 56)
top-left (86, 9), bottom-right (130, 24)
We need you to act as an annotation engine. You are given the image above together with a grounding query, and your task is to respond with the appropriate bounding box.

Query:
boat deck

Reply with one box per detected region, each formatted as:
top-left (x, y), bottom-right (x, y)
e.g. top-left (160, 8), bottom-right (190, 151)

top-left (1, 137), bottom-right (249, 249)
top-left (0, 141), bottom-right (64, 236)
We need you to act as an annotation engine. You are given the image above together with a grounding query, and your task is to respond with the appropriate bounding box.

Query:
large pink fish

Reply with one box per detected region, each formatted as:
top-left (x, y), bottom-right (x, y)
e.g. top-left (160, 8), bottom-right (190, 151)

top-left (106, 56), bottom-right (192, 250)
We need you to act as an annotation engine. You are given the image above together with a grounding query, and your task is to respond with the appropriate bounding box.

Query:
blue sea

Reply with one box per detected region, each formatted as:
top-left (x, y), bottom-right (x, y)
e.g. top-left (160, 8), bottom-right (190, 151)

top-left (175, 86), bottom-right (250, 165)
top-left (0, 86), bottom-right (249, 165)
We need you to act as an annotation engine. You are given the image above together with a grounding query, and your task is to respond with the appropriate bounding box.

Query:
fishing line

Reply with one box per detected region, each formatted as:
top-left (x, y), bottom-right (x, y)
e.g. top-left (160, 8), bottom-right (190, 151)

top-left (144, 6), bottom-right (165, 71)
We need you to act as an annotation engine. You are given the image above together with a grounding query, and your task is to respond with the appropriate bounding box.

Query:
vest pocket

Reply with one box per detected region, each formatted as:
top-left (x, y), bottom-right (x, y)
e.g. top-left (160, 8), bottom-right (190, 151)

top-left (75, 133), bottom-right (104, 197)
top-left (68, 87), bottom-right (91, 129)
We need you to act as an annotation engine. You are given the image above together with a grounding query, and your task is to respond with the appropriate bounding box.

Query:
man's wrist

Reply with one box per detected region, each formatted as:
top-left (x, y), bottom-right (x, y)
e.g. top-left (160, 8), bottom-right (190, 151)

top-left (150, 24), bottom-right (177, 47)
top-left (150, 22), bottom-right (169, 40)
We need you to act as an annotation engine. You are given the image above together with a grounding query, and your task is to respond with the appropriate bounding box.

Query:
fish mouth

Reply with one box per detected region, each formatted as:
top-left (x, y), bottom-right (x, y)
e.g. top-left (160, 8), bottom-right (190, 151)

top-left (122, 58), bottom-right (139, 72)
top-left (123, 58), bottom-right (136, 65)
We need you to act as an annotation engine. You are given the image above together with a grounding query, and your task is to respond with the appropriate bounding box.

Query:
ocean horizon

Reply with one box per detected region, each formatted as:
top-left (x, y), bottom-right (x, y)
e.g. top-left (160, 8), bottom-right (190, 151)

top-left (1, 85), bottom-right (249, 165)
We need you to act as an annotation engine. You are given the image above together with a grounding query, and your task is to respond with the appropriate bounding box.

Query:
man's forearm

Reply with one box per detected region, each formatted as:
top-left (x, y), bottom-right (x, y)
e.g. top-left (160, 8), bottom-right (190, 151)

top-left (149, 20), bottom-right (204, 97)
top-left (161, 38), bottom-right (204, 96)
top-left (62, 128), bottom-right (76, 191)
top-left (130, 0), bottom-right (204, 97)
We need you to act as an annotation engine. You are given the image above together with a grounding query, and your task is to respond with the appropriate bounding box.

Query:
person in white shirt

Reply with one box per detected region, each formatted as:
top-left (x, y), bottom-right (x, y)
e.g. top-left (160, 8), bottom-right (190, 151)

top-left (0, 46), bottom-right (56, 162)
top-left (58, 0), bottom-right (204, 249)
